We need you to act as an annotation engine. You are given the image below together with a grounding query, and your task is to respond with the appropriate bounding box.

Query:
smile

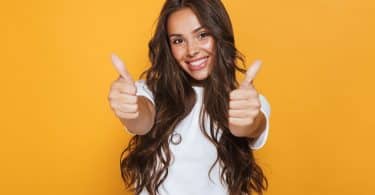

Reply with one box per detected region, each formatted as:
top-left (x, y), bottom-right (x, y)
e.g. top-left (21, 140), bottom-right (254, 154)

top-left (186, 56), bottom-right (209, 71)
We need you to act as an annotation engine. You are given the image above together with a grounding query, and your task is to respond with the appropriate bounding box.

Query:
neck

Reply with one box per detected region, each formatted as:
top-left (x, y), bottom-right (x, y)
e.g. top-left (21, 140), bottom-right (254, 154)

top-left (189, 78), bottom-right (207, 87)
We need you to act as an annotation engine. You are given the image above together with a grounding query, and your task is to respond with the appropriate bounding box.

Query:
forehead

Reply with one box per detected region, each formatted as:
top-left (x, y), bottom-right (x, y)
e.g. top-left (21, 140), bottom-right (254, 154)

top-left (167, 8), bottom-right (202, 35)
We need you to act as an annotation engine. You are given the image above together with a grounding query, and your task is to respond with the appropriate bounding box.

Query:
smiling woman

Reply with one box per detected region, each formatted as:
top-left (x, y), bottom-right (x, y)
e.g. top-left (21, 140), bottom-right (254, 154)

top-left (108, 0), bottom-right (271, 195)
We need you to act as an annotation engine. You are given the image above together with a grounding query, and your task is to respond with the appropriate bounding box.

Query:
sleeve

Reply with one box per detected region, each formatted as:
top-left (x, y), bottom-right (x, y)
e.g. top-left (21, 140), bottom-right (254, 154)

top-left (123, 80), bottom-right (155, 135)
top-left (135, 80), bottom-right (155, 105)
top-left (249, 94), bottom-right (271, 150)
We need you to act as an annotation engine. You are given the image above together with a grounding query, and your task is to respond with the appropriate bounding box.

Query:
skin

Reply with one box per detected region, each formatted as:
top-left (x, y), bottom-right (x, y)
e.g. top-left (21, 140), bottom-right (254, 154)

top-left (108, 8), bottom-right (266, 138)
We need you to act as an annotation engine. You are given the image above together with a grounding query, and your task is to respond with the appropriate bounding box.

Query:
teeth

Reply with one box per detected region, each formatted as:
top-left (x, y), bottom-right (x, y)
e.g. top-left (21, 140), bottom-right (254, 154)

top-left (189, 57), bottom-right (207, 66)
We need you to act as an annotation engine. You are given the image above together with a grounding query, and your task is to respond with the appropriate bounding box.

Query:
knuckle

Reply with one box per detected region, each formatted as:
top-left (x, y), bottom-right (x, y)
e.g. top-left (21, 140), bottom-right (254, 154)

top-left (249, 90), bottom-right (258, 98)
top-left (111, 81), bottom-right (121, 88)
top-left (229, 102), bottom-right (234, 109)
top-left (131, 95), bottom-right (138, 103)
top-left (228, 118), bottom-right (235, 125)
top-left (114, 110), bottom-right (123, 118)
top-left (118, 104), bottom-right (127, 111)
top-left (228, 109), bottom-right (234, 117)
top-left (253, 109), bottom-right (260, 116)
top-left (110, 80), bottom-right (117, 87)
top-left (122, 105), bottom-right (132, 112)
top-left (131, 104), bottom-right (138, 112)
top-left (229, 90), bottom-right (238, 99)
top-left (254, 101), bottom-right (261, 109)
top-left (108, 92), bottom-right (117, 100)
top-left (134, 104), bottom-right (139, 112)
top-left (110, 102), bottom-right (117, 109)
top-left (126, 112), bottom-right (139, 119)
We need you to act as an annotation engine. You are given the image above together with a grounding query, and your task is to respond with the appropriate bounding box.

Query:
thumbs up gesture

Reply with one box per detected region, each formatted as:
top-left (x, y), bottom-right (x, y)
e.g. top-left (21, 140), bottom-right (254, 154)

top-left (228, 60), bottom-right (263, 138)
top-left (108, 53), bottom-right (139, 119)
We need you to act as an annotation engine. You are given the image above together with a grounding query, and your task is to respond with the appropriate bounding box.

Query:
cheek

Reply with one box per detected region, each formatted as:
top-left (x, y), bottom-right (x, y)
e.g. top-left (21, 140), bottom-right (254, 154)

top-left (201, 38), bottom-right (215, 54)
top-left (171, 46), bottom-right (184, 61)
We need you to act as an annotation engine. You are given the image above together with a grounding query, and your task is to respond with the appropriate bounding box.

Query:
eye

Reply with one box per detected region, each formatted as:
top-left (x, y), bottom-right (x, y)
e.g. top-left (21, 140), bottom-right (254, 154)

top-left (171, 38), bottom-right (184, 45)
top-left (198, 31), bottom-right (210, 39)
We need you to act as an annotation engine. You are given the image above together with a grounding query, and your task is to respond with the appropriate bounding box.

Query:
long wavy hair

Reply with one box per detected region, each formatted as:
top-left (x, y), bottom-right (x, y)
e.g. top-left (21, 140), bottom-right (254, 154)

top-left (120, 0), bottom-right (268, 194)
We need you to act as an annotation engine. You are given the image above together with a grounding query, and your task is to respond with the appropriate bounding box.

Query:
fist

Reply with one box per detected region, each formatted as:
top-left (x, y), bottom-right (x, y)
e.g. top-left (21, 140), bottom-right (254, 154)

top-left (228, 60), bottom-right (262, 137)
top-left (108, 54), bottom-right (139, 119)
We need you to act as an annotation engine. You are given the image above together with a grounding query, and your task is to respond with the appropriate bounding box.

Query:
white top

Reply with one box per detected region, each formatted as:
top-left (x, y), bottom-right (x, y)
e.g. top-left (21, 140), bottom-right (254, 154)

top-left (131, 80), bottom-right (271, 195)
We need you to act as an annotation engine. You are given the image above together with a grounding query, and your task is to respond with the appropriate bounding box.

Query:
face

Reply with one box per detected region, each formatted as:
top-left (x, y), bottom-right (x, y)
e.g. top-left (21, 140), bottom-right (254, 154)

top-left (167, 8), bottom-right (215, 81)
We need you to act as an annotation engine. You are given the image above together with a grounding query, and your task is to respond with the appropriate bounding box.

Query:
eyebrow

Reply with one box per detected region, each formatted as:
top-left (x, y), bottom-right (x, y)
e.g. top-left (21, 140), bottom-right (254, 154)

top-left (168, 26), bottom-right (206, 38)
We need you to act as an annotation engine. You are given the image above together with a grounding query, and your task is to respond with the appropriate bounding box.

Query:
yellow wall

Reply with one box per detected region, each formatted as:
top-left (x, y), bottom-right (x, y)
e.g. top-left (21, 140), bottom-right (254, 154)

top-left (1, 0), bottom-right (374, 194)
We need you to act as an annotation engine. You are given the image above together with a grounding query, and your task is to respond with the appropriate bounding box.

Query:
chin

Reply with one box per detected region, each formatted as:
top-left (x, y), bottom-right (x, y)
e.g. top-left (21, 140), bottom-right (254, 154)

top-left (189, 72), bottom-right (210, 81)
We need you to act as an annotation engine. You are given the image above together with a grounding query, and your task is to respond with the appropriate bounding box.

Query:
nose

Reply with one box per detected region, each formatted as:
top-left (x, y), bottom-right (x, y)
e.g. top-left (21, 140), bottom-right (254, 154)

top-left (186, 41), bottom-right (199, 57)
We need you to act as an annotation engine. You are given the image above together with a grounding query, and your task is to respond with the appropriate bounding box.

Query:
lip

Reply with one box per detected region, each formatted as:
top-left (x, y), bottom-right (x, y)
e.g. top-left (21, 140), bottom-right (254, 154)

top-left (186, 56), bottom-right (208, 64)
top-left (185, 56), bottom-right (209, 71)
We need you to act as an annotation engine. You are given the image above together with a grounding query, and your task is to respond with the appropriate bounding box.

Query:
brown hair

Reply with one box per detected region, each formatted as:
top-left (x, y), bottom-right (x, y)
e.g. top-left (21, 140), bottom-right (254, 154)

top-left (120, 0), bottom-right (268, 194)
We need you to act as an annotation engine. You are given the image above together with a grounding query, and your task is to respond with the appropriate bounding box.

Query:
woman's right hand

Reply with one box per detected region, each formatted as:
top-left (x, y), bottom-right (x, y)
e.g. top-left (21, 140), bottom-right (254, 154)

top-left (108, 54), bottom-right (139, 119)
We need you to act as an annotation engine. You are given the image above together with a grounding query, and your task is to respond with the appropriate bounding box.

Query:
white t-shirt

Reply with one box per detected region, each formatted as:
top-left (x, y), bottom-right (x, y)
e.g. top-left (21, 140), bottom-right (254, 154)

top-left (131, 80), bottom-right (271, 195)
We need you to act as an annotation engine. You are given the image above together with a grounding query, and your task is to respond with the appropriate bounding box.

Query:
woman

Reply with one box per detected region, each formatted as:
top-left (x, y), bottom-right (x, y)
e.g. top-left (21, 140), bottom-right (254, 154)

top-left (108, 0), bottom-right (270, 194)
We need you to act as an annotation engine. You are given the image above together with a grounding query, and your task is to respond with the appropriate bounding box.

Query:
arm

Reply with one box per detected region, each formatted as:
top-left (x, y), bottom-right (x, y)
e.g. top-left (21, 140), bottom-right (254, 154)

top-left (242, 111), bottom-right (267, 139)
top-left (249, 95), bottom-right (270, 149)
top-left (119, 96), bottom-right (155, 135)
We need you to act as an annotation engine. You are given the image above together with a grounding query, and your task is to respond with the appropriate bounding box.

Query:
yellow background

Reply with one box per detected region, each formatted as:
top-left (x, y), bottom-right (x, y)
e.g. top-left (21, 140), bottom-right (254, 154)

top-left (1, 0), bottom-right (374, 194)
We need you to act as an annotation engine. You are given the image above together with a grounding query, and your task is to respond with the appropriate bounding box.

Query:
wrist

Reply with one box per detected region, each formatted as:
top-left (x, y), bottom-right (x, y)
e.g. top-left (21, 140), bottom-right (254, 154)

top-left (244, 111), bottom-right (266, 139)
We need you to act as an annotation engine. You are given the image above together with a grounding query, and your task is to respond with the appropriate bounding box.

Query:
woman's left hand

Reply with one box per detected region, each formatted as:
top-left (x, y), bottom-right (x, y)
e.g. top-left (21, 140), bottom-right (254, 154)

top-left (228, 60), bottom-right (264, 138)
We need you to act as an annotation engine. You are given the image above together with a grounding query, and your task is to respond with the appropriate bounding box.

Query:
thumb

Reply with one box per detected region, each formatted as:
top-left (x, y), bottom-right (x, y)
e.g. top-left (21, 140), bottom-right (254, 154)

top-left (241, 60), bottom-right (262, 88)
top-left (111, 53), bottom-right (133, 83)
